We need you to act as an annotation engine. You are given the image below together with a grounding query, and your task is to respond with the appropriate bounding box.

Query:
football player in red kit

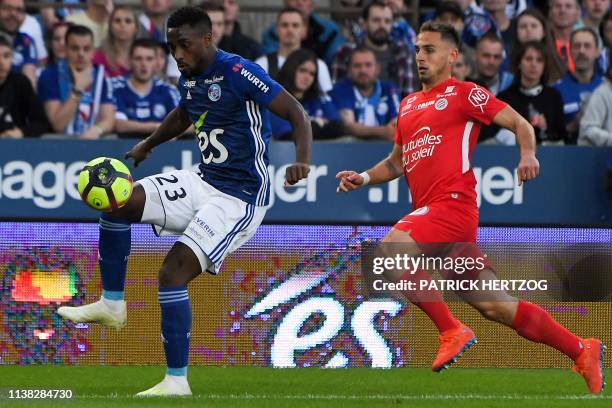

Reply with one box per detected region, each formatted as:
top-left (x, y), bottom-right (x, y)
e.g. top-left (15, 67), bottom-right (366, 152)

top-left (336, 22), bottom-right (605, 393)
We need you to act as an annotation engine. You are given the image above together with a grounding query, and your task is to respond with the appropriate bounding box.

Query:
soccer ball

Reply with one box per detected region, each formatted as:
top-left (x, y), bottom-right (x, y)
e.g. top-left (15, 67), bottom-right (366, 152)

top-left (77, 157), bottom-right (133, 212)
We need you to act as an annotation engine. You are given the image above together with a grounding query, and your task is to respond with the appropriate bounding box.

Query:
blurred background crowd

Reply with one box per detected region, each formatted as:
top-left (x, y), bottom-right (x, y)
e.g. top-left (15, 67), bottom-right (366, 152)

top-left (1, 0), bottom-right (611, 146)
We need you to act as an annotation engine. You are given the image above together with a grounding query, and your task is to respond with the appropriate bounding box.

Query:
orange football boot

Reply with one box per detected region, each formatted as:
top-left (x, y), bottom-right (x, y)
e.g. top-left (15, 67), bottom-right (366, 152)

top-left (432, 324), bottom-right (477, 372)
top-left (573, 338), bottom-right (606, 394)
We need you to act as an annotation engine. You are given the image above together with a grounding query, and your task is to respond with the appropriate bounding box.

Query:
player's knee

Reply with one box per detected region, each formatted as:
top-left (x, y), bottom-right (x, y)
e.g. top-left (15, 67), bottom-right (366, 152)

top-left (158, 243), bottom-right (202, 287)
top-left (474, 302), bottom-right (503, 322)
top-left (110, 183), bottom-right (146, 222)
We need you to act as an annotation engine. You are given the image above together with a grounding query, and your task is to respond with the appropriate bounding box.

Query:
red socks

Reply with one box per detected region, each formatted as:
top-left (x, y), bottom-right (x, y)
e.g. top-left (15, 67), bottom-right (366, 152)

top-left (512, 300), bottom-right (583, 360)
top-left (399, 271), bottom-right (459, 334)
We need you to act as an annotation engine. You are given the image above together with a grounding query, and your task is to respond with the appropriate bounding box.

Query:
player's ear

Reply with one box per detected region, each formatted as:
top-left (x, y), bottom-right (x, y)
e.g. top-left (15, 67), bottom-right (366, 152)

top-left (449, 47), bottom-right (459, 67)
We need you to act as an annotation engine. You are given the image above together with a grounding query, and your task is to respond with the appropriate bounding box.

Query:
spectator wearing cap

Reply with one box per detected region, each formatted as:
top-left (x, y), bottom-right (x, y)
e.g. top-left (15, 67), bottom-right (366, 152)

top-left (332, 1), bottom-right (418, 97)
top-left (0, 0), bottom-right (37, 87)
top-left (218, 0), bottom-right (262, 61)
top-left (261, 0), bottom-right (345, 65)
top-left (256, 7), bottom-right (332, 92)
top-left (0, 34), bottom-right (50, 137)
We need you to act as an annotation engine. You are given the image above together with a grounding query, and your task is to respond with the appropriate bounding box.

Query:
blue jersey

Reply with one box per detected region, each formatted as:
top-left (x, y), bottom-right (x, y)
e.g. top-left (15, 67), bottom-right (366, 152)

top-left (113, 76), bottom-right (180, 122)
top-left (38, 62), bottom-right (113, 135)
top-left (553, 72), bottom-right (604, 124)
top-left (12, 32), bottom-right (37, 71)
top-left (330, 78), bottom-right (399, 126)
top-left (178, 50), bottom-right (282, 206)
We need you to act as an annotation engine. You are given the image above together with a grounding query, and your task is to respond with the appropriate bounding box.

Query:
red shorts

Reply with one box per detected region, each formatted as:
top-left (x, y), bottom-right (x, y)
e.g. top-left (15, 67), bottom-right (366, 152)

top-left (393, 198), bottom-right (492, 279)
top-left (393, 198), bottom-right (479, 243)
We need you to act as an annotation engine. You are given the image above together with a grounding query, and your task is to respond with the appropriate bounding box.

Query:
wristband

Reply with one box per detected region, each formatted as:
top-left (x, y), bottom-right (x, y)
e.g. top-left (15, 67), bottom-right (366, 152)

top-left (360, 171), bottom-right (370, 186)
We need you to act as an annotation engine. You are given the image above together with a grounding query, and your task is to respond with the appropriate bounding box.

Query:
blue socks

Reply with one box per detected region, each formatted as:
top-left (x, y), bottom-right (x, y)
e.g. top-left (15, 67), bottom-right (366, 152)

top-left (159, 286), bottom-right (191, 377)
top-left (99, 213), bottom-right (131, 301)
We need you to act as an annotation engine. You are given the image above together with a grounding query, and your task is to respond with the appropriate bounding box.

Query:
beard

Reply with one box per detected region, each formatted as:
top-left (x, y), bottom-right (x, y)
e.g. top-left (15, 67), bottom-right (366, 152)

top-left (367, 30), bottom-right (389, 47)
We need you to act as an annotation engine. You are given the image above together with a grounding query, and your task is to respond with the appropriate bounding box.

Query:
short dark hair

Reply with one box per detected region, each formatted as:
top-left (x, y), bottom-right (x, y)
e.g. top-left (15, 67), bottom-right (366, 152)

top-left (130, 38), bottom-right (160, 56)
top-left (167, 6), bottom-right (212, 34)
top-left (65, 25), bottom-right (94, 44)
top-left (362, 0), bottom-right (391, 21)
top-left (348, 45), bottom-right (377, 66)
top-left (476, 30), bottom-right (503, 48)
top-left (419, 21), bottom-right (460, 48)
top-left (199, 1), bottom-right (224, 13)
top-left (277, 6), bottom-right (303, 21)
top-left (570, 27), bottom-right (599, 47)
top-left (0, 32), bottom-right (12, 50)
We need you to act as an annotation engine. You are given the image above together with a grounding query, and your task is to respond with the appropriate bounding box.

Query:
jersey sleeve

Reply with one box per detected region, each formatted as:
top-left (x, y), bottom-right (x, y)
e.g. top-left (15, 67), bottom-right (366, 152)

top-left (229, 59), bottom-right (282, 107)
top-left (461, 82), bottom-right (507, 125)
top-left (36, 68), bottom-right (59, 102)
top-left (177, 76), bottom-right (188, 109)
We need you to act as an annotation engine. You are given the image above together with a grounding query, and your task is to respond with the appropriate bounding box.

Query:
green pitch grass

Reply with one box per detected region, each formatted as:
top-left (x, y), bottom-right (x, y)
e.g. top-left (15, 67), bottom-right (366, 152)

top-left (0, 366), bottom-right (610, 407)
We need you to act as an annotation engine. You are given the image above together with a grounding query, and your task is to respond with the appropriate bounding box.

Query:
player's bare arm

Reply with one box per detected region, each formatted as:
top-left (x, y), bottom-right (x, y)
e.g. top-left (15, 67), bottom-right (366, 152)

top-left (267, 88), bottom-right (312, 185)
top-left (492, 105), bottom-right (540, 185)
top-left (125, 106), bottom-right (192, 167)
top-left (336, 143), bottom-right (403, 193)
top-left (339, 109), bottom-right (395, 141)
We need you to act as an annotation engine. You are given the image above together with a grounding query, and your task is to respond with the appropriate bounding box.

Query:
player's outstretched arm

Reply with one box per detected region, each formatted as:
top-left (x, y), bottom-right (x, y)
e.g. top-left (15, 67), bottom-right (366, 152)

top-left (336, 144), bottom-right (403, 193)
top-left (492, 105), bottom-right (540, 186)
top-left (268, 89), bottom-right (313, 185)
top-left (125, 106), bottom-right (191, 167)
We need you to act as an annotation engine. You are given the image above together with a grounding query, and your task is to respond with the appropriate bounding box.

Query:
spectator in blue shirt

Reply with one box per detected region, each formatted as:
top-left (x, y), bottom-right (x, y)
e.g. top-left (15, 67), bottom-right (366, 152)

top-left (270, 48), bottom-right (342, 140)
top-left (553, 27), bottom-right (604, 142)
top-left (113, 38), bottom-right (180, 138)
top-left (0, 0), bottom-right (36, 87)
top-left (330, 46), bottom-right (399, 141)
top-left (37, 25), bottom-right (115, 138)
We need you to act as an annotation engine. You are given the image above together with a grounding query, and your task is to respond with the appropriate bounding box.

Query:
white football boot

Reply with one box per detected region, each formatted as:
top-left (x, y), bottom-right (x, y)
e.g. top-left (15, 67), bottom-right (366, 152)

top-left (135, 375), bottom-right (192, 397)
top-left (57, 298), bottom-right (127, 330)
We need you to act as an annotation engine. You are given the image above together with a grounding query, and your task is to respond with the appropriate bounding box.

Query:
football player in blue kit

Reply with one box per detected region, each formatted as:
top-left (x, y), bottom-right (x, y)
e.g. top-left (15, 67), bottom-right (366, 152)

top-left (58, 6), bottom-right (312, 396)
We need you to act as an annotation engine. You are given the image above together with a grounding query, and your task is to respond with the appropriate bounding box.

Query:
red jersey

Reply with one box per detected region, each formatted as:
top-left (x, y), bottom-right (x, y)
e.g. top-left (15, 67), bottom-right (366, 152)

top-left (395, 77), bottom-right (507, 210)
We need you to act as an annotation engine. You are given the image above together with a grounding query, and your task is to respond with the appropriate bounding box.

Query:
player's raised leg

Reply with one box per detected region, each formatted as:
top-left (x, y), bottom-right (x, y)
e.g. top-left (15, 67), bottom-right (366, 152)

top-left (379, 228), bottom-right (476, 372)
top-left (136, 242), bottom-right (202, 397)
top-left (57, 184), bottom-right (146, 329)
top-left (458, 268), bottom-right (606, 394)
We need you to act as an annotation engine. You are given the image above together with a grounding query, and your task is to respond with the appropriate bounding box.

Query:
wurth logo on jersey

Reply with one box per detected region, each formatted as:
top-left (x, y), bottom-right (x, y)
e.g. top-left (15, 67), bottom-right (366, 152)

top-left (469, 86), bottom-right (490, 112)
top-left (240, 68), bottom-right (270, 93)
top-left (401, 126), bottom-right (443, 172)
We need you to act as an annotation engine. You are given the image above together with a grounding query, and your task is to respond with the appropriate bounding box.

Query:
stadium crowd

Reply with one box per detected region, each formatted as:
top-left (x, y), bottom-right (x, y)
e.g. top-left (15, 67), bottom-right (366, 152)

top-left (0, 0), bottom-right (611, 145)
